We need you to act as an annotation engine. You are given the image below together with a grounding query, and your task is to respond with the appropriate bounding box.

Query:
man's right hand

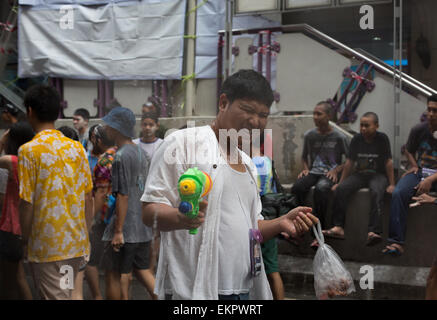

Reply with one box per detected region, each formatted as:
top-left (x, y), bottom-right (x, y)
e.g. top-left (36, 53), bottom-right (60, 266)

top-left (402, 166), bottom-right (419, 178)
top-left (177, 200), bottom-right (207, 230)
top-left (298, 170), bottom-right (310, 179)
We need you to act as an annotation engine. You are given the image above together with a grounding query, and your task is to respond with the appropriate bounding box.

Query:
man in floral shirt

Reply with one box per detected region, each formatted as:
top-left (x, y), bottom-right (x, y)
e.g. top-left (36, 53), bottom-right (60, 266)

top-left (18, 84), bottom-right (93, 300)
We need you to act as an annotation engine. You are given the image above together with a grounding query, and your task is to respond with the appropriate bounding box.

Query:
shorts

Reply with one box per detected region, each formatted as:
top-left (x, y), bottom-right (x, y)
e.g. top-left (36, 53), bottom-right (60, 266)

top-left (29, 256), bottom-right (84, 300)
top-left (0, 230), bottom-right (23, 262)
top-left (261, 238), bottom-right (279, 275)
top-left (100, 241), bottom-right (150, 274)
top-left (87, 220), bottom-right (107, 267)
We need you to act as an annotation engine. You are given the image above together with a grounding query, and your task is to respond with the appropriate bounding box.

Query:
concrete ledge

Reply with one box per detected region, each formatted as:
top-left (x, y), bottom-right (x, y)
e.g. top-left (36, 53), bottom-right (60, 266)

top-left (278, 254), bottom-right (429, 300)
top-left (278, 186), bottom-right (437, 267)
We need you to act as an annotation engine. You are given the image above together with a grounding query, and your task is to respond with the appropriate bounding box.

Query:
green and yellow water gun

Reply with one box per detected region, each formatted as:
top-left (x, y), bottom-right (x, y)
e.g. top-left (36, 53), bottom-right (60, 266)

top-left (178, 167), bottom-right (213, 235)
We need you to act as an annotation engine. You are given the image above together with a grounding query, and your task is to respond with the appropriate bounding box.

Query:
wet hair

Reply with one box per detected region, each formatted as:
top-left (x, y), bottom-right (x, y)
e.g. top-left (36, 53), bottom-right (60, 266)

top-left (58, 126), bottom-right (79, 141)
top-left (427, 94), bottom-right (437, 104)
top-left (141, 111), bottom-right (159, 124)
top-left (73, 108), bottom-right (90, 121)
top-left (89, 124), bottom-right (99, 141)
top-left (361, 112), bottom-right (379, 125)
top-left (6, 121), bottom-right (35, 156)
top-left (315, 101), bottom-right (334, 119)
top-left (220, 69), bottom-right (274, 108)
top-left (93, 123), bottom-right (113, 147)
top-left (24, 84), bottom-right (60, 122)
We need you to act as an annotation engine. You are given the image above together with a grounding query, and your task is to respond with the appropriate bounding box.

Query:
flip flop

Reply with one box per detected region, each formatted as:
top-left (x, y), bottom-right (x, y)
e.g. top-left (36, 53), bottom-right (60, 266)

top-left (322, 229), bottom-right (345, 240)
top-left (366, 234), bottom-right (382, 247)
top-left (382, 244), bottom-right (404, 256)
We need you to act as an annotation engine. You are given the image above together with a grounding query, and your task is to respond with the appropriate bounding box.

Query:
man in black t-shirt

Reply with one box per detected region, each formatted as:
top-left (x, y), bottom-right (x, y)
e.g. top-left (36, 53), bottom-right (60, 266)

top-left (323, 112), bottom-right (396, 246)
top-left (291, 101), bottom-right (349, 248)
top-left (383, 94), bottom-right (437, 256)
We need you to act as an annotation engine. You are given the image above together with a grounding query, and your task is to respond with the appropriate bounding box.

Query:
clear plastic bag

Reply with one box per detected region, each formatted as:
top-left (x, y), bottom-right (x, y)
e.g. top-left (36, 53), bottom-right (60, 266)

top-left (312, 223), bottom-right (356, 300)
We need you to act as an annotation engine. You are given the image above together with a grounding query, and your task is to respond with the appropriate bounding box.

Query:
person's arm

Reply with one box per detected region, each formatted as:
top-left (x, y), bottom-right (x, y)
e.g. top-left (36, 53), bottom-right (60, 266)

top-left (403, 149), bottom-right (419, 177)
top-left (19, 199), bottom-right (33, 252)
top-left (93, 187), bottom-right (107, 216)
top-left (331, 159), bottom-right (354, 191)
top-left (111, 193), bottom-right (128, 251)
top-left (258, 206), bottom-right (319, 242)
top-left (84, 191), bottom-right (93, 233)
top-left (412, 193), bottom-right (437, 206)
top-left (385, 159), bottom-right (396, 194)
top-left (298, 158), bottom-right (310, 178)
top-left (142, 201), bottom-right (207, 232)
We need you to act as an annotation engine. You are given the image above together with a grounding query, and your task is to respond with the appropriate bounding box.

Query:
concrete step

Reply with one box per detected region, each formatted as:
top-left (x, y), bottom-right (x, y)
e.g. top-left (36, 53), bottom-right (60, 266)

top-left (278, 254), bottom-right (430, 300)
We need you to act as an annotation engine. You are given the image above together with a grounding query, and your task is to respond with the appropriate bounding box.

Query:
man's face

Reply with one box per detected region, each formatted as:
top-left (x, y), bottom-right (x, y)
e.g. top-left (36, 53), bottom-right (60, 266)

top-left (217, 95), bottom-right (269, 151)
top-left (427, 101), bottom-right (437, 127)
top-left (360, 116), bottom-right (378, 139)
top-left (141, 118), bottom-right (158, 138)
top-left (73, 115), bottom-right (87, 131)
top-left (313, 105), bottom-right (330, 128)
top-left (218, 94), bottom-right (269, 132)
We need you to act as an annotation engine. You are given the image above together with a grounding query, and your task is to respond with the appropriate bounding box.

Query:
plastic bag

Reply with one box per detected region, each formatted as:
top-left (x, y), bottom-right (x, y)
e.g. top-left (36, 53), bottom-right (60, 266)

top-left (312, 223), bottom-right (356, 300)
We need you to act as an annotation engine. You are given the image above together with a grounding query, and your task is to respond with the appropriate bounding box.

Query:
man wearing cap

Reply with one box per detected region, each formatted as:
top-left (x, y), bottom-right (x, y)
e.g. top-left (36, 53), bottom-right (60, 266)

top-left (100, 107), bottom-right (156, 300)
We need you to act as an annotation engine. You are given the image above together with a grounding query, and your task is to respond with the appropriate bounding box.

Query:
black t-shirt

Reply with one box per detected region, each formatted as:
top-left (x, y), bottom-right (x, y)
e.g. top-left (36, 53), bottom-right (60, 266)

top-left (406, 122), bottom-right (437, 169)
top-left (348, 132), bottom-right (392, 174)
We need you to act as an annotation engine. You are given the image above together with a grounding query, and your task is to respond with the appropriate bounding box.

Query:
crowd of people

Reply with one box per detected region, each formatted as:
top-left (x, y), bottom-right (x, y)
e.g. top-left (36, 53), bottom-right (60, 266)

top-left (0, 69), bottom-right (435, 300)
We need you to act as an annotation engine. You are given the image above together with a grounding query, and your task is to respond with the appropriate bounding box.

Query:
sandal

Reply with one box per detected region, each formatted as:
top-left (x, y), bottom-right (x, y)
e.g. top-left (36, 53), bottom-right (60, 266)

top-left (366, 233), bottom-right (382, 247)
top-left (382, 244), bottom-right (404, 256)
top-left (322, 228), bottom-right (345, 240)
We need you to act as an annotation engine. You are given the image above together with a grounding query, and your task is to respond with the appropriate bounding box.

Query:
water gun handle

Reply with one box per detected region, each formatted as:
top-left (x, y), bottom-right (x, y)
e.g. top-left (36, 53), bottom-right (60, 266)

top-left (178, 201), bottom-right (198, 235)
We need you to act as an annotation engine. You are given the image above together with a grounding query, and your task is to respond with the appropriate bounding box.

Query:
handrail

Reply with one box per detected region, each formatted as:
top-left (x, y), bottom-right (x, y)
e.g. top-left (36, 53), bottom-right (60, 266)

top-left (219, 23), bottom-right (436, 97)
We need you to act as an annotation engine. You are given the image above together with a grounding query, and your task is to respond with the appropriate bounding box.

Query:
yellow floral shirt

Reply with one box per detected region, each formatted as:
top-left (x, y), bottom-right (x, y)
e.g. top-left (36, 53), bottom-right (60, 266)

top-left (18, 129), bottom-right (92, 263)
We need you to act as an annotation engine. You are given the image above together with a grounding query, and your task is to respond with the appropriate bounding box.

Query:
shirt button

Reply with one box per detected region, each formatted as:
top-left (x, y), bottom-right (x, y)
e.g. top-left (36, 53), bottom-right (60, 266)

top-left (213, 164), bottom-right (217, 169)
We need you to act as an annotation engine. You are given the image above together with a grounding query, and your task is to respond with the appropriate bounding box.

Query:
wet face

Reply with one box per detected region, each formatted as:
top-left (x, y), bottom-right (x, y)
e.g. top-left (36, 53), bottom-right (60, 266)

top-left (427, 101), bottom-right (437, 127)
top-left (141, 118), bottom-right (158, 138)
top-left (313, 105), bottom-right (330, 128)
top-left (360, 116), bottom-right (378, 139)
top-left (73, 115), bottom-right (87, 131)
top-left (218, 94), bottom-right (269, 132)
top-left (216, 94), bottom-right (269, 150)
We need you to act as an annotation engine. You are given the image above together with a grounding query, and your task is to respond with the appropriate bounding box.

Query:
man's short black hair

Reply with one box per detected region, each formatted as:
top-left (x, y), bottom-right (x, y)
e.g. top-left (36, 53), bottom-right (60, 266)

top-left (141, 111), bottom-right (159, 124)
top-left (220, 69), bottom-right (274, 108)
top-left (24, 84), bottom-right (60, 122)
top-left (58, 126), bottom-right (79, 141)
top-left (74, 108), bottom-right (90, 121)
top-left (315, 101), bottom-right (334, 119)
top-left (361, 112), bottom-right (379, 124)
top-left (427, 94), bottom-right (437, 104)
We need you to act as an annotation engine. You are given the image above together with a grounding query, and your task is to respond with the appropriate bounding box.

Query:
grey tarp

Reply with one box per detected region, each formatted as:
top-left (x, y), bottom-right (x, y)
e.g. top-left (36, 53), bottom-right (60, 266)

top-left (18, 0), bottom-right (186, 79)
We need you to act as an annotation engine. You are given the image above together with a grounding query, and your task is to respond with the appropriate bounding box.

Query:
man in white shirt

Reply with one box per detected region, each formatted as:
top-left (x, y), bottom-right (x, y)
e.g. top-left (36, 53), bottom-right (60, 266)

top-left (141, 70), bottom-right (319, 300)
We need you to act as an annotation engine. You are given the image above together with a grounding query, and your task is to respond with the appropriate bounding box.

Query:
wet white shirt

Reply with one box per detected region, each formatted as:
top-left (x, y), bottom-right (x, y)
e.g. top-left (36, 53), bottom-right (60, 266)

top-left (140, 125), bottom-right (271, 300)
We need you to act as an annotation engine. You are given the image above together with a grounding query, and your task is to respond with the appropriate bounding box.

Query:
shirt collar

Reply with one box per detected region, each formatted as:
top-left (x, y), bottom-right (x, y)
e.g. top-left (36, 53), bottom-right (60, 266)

top-left (33, 129), bottom-right (63, 140)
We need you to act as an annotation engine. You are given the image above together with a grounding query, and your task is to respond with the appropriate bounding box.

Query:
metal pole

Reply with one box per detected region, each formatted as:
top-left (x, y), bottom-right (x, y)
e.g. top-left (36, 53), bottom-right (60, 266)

top-left (393, 0), bottom-right (402, 171)
top-left (224, 0), bottom-right (233, 79)
top-left (185, 0), bottom-right (196, 116)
